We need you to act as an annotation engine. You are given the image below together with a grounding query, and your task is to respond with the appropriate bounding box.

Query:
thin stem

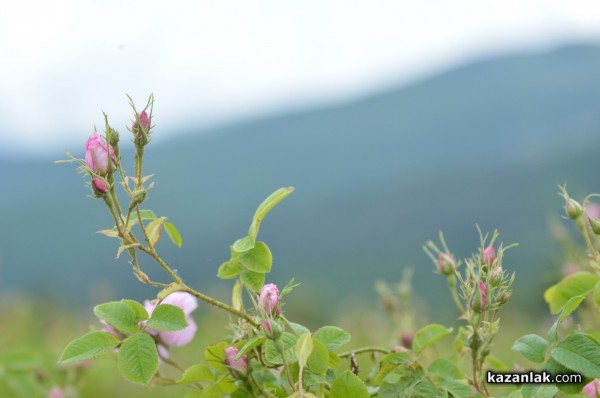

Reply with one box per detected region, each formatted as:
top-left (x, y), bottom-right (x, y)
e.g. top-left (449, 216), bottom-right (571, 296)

top-left (338, 347), bottom-right (389, 358)
top-left (276, 341), bottom-right (295, 391)
top-left (181, 285), bottom-right (259, 328)
top-left (137, 245), bottom-right (183, 284)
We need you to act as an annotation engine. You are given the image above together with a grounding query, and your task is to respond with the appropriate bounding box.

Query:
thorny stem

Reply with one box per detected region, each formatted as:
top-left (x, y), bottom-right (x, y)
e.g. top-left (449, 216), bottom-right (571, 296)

top-left (339, 347), bottom-right (389, 358)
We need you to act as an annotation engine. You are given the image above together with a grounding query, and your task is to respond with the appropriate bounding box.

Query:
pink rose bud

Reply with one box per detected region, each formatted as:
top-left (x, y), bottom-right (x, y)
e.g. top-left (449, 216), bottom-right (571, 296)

top-left (479, 280), bottom-right (487, 308)
top-left (483, 246), bottom-right (496, 264)
top-left (565, 198), bottom-right (583, 219)
top-left (400, 332), bottom-right (413, 349)
top-left (584, 379), bottom-right (600, 397)
top-left (263, 319), bottom-right (272, 334)
top-left (258, 284), bottom-right (280, 316)
top-left (85, 134), bottom-right (115, 176)
top-left (92, 177), bottom-right (108, 195)
top-left (132, 111), bottom-right (151, 147)
top-left (436, 253), bottom-right (456, 275)
top-left (225, 346), bottom-right (248, 375)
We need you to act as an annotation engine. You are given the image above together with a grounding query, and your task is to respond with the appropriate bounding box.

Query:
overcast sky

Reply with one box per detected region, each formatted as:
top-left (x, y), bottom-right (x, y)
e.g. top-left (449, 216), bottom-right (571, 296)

top-left (2, 0), bottom-right (600, 155)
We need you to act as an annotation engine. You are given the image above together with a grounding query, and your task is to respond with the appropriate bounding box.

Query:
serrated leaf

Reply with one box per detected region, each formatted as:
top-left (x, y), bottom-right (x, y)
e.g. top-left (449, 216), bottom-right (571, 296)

top-left (551, 333), bottom-right (600, 379)
top-left (313, 326), bottom-right (351, 351)
top-left (217, 260), bottom-right (243, 280)
top-left (440, 380), bottom-right (473, 398)
top-left (295, 333), bottom-right (313, 367)
top-left (94, 301), bottom-right (138, 334)
top-left (238, 242), bottom-right (272, 273)
top-left (512, 334), bottom-right (548, 363)
top-left (330, 370), bottom-right (369, 398)
top-left (548, 295), bottom-right (586, 343)
top-left (264, 332), bottom-right (297, 365)
top-left (204, 341), bottom-right (228, 372)
top-left (307, 339), bottom-right (329, 375)
top-left (286, 321), bottom-right (311, 337)
top-left (146, 304), bottom-right (188, 331)
top-left (164, 222), bottom-right (183, 248)
top-left (137, 209), bottom-right (157, 220)
top-left (178, 364), bottom-right (215, 384)
top-left (146, 217), bottom-right (166, 248)
top-left (236, 335), bottom-right (266, 360)
top-left (412, 324), bottom-right (453, 356)
top-left (122, 300), bottom-right (149, 322)
top-left (240, 270), bottom-right (265, 292)
top-left (59, 331), bottom-right (120, 363)
top-left (428, 358), bottom-right (461, 380)
top-left (118, 334), bottom-right (159, 385)
top-left (544, 272), bottom-right (599, 314)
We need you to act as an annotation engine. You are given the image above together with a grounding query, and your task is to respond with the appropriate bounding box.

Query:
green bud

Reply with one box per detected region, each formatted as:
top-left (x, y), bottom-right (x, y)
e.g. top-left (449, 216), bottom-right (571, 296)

top-left (108, 127), bottom-right (120, 147)
top-left (129, 190), bottom-right (147, 209)
top-left (590, 217), bottom-right (600, 235)
top-left (466, 332), bottom-right (482, 352)
top-left (565, 198), bottom-right (583, 219)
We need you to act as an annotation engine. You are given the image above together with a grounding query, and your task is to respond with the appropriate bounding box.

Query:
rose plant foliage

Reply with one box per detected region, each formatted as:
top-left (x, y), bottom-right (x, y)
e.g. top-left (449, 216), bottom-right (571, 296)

top-left (53, 95), bottom-right (600, 398)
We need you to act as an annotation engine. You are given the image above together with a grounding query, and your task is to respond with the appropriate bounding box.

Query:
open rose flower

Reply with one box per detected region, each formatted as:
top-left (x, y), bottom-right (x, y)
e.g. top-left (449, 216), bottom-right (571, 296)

top-left (144, 292), bottom-right (198, 347)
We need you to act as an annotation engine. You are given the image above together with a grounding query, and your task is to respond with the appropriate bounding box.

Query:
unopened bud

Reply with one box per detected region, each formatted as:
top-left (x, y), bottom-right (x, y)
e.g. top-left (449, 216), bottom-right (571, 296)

top-left (471, 280), bottom-right (487, 312)
top-left (400, 332), bottom-right (413, 349)
top-left (92, 177), bottom-right (108, 196)
top-left (589, 218), bottom-right (600, 235)
top-left (498, 291), bottom-right (511, 305)
top-left (436, 253), bottom-right (456, 275)
top-left (129, 190), bottom-right (147, 209)
top-left (489, 266), bottom-right (503, 287)
top-left (262, 319), bottom-right (282, 340)
top-left (108, 127), bottom-right (120, 147)
top-left (466, 332), bottom-right (482, 352)
top-left (483, 246), bottom-right (496, 264)
top-left (224, 347), bottom-right (247, 377)
top-left (258, 284), bottom-right (281, 317)
top-left (132, 111), bottom-right (151, 146)
top-left (566, 198), bottom-right (583, 219)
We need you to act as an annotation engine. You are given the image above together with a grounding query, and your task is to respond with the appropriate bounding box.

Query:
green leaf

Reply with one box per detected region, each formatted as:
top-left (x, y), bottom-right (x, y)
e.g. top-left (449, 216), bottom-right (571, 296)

top-left (264, 332), bottom-right (297, 365)
top-left (236, 335), bottom-right (266, 359)
top-left (286, 321), bottom-right (311, 337)
top-left (146, 304), bottom-right (188, 331)
top-left (164, 222), bottom-right (183, 248)
top-left (122, 300), bottom-right (149, 322)
top-left (330, 370), bottom-right (370, 398)
top-left (3, 349), bottom-right (40, 371)
top-left (551, 333), bottom-right (600, 379)
top-left (313, 326), bottom-right (351, 351)
top-left (178, 364), bottom-right (215, 384)
top-left (439, 380), bottom-right (473, 398)
top-left (295, 333), bottom-right (313, 367)
top-left (428, 357), bottom-right (461, 380)
top-left (157, 283), bottom-right (185, 300)
top-left (543, 358), bottom-right (590, 394)
top-left (205, 341), bottom-right (228, 372)
top-left (412, 324), bottom-right (453, 356)
top-left (238, 242), bottom-right (272, 273)
top-left (240, 270), bottom-right (265, 292)
top-left (59, 331), bottom-right (120, 363)
top-left (512, 334), bottom-right (548, 363)
top-left (544, 272), bottom-right (599, 314)
top-left (94, 301), bottom-right (139, 334)
top-left (251, 187), bottom-right (294, 235)
top-left (232, 236), bottom-right (255, 253)
top-left (118, 333), bottom-right (159, 385)
top-left (138, 209), bottom-right (158, 220)
top-left (548, 295), bottom-right (586, 343)
top-left (146, 217), bottom-right (166, 248)
top-left (307, 339), bottom-right (329, 375)
top-left (593, 280), bottom-right (600, 307)
top-left (217, 260), bottom-right (243, 279)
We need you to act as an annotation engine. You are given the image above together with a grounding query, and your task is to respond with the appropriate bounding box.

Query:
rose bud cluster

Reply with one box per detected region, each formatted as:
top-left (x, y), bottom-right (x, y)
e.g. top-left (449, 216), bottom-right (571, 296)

top-left (85, 133), bottom-right (116, 196)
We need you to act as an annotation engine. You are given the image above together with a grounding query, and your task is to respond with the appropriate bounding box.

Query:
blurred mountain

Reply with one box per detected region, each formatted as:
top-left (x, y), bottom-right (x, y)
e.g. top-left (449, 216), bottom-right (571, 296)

top-left (2, 43), bottom-right (600, 319)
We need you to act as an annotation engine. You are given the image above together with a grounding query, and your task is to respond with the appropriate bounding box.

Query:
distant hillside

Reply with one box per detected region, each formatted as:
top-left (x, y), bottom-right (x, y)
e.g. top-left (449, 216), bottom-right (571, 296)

top-left (2, 43), bottom-right (600, 319)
